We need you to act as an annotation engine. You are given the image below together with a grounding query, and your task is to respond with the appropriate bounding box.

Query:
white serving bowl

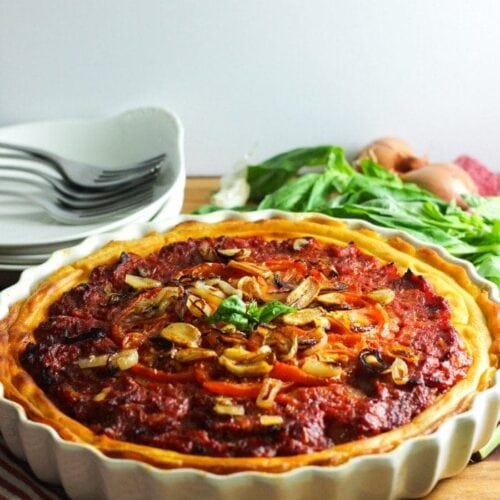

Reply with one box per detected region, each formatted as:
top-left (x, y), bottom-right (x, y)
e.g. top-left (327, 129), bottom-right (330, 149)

top-left (0, 211), bottom-right (498, 500)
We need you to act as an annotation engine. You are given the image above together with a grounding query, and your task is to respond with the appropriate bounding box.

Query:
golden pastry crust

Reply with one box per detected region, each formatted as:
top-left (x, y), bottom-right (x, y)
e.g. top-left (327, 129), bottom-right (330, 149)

top-left (0, 216), bottom-right (498, 474)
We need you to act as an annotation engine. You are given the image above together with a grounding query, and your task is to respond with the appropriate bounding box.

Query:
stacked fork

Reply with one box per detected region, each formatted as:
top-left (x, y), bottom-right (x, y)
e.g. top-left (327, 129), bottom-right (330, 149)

top-left (0, 142), bottom-right (166, 224)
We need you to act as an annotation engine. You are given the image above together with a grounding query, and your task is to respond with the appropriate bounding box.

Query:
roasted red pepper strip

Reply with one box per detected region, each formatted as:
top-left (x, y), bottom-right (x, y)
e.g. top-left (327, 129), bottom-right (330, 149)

top-left (202, 380), bottom-right (262, 398)
top-left (270, 361), bottom-right (327, 386)
top-left (130, 363), bottom-right (194, 383)
top-left (265, 259), bottom-right (307, 275)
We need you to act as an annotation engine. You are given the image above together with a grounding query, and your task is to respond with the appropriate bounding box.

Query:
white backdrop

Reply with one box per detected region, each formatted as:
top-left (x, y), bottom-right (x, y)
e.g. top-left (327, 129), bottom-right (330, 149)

top-left (1, 0), bottom-right (499, 174)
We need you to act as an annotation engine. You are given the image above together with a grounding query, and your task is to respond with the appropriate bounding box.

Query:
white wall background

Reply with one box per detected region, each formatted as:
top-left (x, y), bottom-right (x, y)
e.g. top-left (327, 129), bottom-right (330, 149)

top-left (1, 0), bottom-right (499, 174)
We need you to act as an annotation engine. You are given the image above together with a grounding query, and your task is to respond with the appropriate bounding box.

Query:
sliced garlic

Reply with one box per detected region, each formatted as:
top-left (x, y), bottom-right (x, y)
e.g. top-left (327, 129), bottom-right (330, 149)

top-left (286, 277), bottom-right (320, 309)
top-left (367, 288), bottom-right (396, 305)
top-left (292, 238), bottom-right (310, 251)
top-left (265, 329), bottom-right (298, 361)
top-left (301, 358), bottom-right (342, 379)
top-left (186, 294), bottom-right (213, 317)
top-left (217, 247), bottom-right (251, 259)
top-left (228, 260), bottom-right (272, 277)
top-left (198, 239), bottom-right (217, 261)
top-left (316, 292), bottom-right (350, 307)
top-left (213, 398), bottom-right (245, 416)
top-left (388, 357), bottom-right (409, 385)
top-left (260, 415), bottom-right (284, 426)
top-left (161, 323), bottom-right (202, 347)
top-left (125, 274), bottom-right (162, 289)
top-left (174, 348), bottom-right (217, 363)
top-left (93, 386), bottom-right (112, 402)
top-left (358, 349), bottom-right (389, 374)
top-left (237, 276), bottom-right (263, 300)
top-left (205, 278), bottom-right (242, 298)
top-left (222, 346), bottom-right (271, 363)
top-left (219, 348), bottom-right (273, 377)
top-left (281, 308), bottom-right (324, 326)
top-left (299, 327), bottom-right (328, 356)
top-left (192, 280), bottom-right (226, 297)
top-left (113, 348), bottom-right (139, 370)
top-left (132, 286), bottom-right (181, 317)
top-left (79, 348), bottom-right (139, 371)
top-left (317, 351), bottom-right (349, 364)
top-left (188, 283), bottom-right (224, 307)
top-left (78, 354), bottom-right (110, 369)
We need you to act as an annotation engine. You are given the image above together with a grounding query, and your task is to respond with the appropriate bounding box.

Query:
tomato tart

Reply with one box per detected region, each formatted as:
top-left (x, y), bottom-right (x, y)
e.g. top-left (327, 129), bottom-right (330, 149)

top-left (0, 215), bottom-right (498, 474)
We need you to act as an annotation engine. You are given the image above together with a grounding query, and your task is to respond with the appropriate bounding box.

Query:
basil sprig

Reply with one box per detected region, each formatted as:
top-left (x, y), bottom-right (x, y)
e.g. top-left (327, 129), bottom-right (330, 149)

top-left (207, 295), bottom-right (295, 332)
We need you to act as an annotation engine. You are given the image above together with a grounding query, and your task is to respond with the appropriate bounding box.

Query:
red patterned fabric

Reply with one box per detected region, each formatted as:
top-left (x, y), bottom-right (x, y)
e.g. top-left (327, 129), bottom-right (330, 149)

top-left (454, 155), bottom-right (500, 196)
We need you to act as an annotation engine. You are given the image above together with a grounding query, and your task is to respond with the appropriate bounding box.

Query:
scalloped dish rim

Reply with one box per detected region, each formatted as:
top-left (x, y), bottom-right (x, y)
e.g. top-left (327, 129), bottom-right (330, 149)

top-left (0, 210), bottom-right (498, 499)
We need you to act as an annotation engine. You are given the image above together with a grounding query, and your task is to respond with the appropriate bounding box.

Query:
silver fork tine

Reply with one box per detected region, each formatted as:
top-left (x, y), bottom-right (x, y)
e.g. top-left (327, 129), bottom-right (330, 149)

top-left (95, 162), bottom-right (161, 180)
top-left (0, 142), bottom-right (166, 173)
top-left (69, 191), bottom-right (154, 214)
top-left (0, 165), bottom-right (156, 201)
top-left (0, 141), bottom-right (166, 189)
top-left (98, 154), bottom-right (166, 175)
top-left (0, 175), bottom-right (153, 212)
top-left (59, 186), bottom-right (153, 210)
top-left (0, 187), bottom-right (151, 225)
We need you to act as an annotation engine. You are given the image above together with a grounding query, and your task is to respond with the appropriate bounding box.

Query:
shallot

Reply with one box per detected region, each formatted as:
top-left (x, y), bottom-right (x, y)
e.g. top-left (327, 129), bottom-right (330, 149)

top-left (356, 137), bottom-right (427, 173)
top-left (403, 163), bottom-right (478, 208)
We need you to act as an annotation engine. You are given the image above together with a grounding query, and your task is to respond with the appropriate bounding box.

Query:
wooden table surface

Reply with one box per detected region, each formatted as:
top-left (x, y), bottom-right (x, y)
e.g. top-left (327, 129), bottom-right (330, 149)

top-left (0, 177), bottom-right (498, 499)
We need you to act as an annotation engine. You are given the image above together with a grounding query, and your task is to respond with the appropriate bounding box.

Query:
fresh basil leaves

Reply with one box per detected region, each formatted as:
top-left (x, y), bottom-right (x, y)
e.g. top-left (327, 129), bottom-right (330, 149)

top-left (208, 295), bottom-right (295, 332)
top-left (197, 146), bottom-right (500, 287)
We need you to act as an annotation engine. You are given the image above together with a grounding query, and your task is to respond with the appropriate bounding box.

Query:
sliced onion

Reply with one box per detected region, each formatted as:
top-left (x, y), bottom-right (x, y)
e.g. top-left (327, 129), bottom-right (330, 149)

top-left (256, 378), bottom-right (283, 409)
top-left (125, 274), bottom-right (162, 289)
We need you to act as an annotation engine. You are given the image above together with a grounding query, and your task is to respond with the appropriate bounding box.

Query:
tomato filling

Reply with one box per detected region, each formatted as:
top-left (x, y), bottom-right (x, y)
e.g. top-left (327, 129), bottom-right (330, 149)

top-left (21, 236), bottom-right (471, 457)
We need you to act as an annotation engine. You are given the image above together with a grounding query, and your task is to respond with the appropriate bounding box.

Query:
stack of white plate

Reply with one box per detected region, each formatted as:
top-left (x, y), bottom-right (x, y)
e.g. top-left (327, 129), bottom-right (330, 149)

top-left (0, 108), bottom-right (185, 271)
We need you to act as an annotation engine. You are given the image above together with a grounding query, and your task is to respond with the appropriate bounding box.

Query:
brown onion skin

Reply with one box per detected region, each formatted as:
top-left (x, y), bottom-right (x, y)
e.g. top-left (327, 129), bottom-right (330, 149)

top-left (356, 137), bottom-right (427, 174)
top-left (402, 163), bottom-right (478, 208)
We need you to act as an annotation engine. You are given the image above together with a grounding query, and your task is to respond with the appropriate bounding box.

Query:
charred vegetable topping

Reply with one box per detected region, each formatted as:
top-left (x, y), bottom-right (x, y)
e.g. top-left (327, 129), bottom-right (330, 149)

top-left (21, 234), bottom-right (471, 458)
